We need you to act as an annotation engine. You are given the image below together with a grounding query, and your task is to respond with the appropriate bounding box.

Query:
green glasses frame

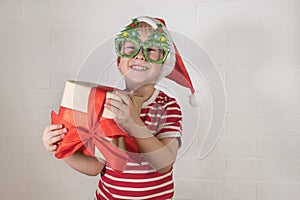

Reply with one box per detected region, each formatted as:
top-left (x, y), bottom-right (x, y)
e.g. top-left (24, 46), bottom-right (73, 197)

top-left (115, 37), bottom-right (169, 64)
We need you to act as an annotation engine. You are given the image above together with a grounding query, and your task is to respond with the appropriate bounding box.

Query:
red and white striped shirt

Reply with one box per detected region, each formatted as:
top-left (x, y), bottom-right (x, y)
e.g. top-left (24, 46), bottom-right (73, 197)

top-left (95, 89), bottom-right (182, 200)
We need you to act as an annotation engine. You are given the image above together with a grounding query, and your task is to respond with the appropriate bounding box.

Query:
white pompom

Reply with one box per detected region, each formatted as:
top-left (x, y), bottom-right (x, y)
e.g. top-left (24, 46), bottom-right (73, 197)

top-left (189, 92), bottom-right (203, 107)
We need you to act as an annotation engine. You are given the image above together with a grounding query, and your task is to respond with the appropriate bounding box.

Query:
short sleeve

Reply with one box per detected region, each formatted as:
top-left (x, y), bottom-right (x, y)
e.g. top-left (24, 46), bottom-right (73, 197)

top-left (156, 100), bottom-right (182, 147)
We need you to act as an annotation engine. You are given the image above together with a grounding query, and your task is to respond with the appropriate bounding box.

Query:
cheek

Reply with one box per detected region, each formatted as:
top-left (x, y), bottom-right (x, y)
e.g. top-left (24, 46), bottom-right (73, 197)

top-left (152, 64), bottom-right (163, 74)
top-left (118, 58), bottom-right (129, 72)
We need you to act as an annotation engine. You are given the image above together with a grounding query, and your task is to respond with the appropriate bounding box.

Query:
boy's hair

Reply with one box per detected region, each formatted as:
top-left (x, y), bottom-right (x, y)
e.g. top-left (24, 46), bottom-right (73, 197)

top-left (137, 22), bottom-right (153, 30)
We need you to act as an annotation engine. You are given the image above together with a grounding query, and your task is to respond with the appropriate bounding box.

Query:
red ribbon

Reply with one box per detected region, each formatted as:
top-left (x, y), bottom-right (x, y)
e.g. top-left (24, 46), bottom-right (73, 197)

top-left (51, 86), bottom-right (138, 172)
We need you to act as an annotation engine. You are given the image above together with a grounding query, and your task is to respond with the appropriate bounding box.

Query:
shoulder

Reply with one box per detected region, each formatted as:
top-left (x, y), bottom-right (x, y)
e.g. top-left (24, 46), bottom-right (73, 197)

top-left (141, 90), bottom-right (182, 116)
top-left (154, 90), bottom-right (181, 110)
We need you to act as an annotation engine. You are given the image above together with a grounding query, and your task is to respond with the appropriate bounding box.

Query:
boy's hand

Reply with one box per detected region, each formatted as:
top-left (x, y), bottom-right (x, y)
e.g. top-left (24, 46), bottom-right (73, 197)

top-left (105, 91), bottom-right (145, 133)
top-left (42, 124), bottom-right (67, 152)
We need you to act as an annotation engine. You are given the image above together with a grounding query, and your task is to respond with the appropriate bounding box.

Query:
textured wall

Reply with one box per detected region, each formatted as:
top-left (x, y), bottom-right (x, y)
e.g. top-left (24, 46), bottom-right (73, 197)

top-left (0, 0), bottom-right (299, 199)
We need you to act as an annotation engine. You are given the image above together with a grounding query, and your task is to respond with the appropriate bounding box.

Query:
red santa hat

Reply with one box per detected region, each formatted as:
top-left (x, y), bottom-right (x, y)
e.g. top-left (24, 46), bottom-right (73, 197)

top-left (121, 16), bottom-right (198, 106)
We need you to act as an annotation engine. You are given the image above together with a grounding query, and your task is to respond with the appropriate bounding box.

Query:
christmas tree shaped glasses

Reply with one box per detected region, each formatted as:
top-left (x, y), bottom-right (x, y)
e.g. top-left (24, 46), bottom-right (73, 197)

top-left (115, 19), bottom-right (170, 64)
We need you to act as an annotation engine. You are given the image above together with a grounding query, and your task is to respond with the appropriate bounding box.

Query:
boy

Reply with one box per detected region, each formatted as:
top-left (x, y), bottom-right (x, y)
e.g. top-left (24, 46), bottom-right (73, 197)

top-left (43, 16), bottom-right (193, 199)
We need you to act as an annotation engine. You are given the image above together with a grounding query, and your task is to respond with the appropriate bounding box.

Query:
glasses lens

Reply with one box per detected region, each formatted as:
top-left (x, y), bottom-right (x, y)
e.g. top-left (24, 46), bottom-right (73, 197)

top-left (116, 39), bottom-right (139, 57)
top-left (143, 44), bottom-right (169, 64)
top-left (115, 38), bottom-right (169, 63)
top-left (145, 46), bottom-right (166, 61)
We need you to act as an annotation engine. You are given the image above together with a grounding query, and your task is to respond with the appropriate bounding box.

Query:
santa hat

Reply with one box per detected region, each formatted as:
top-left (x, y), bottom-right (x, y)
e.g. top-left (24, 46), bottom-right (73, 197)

top-left (120, 16), bottom-right (199, 106)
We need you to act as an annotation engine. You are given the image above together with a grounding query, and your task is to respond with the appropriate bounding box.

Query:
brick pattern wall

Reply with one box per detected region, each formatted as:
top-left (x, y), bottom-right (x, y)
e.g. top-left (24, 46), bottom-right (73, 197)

top-left (0, 0), bottom-right (299, 199)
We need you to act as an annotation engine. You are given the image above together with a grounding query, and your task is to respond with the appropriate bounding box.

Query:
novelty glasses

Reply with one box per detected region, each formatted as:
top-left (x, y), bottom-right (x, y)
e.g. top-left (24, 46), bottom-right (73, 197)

top-left (115, 37), bottom-right (169, 64)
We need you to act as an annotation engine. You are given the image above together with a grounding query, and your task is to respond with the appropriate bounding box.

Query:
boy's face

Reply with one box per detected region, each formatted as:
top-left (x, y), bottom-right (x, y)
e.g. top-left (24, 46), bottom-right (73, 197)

top-left (117, 26), bottom-right (164, 89)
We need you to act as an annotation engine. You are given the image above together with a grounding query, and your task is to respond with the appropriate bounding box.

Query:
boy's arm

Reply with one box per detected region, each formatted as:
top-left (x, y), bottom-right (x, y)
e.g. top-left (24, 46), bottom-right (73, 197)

top-left (43, 124), bottom-right (105, 176)
top-left (131, 128), bottom-right (179, 174)
top-left (63, 150), bottom-right (105, 176)
top-left (105, 91), bottom-right (181, 173)
top-left (128, 121), bottom-right (179, 173)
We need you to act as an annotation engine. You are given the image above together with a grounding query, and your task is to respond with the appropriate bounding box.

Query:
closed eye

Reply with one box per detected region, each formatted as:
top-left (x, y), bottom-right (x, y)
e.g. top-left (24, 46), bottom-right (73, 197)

top-left (147, 47), bottom-right (159, 52)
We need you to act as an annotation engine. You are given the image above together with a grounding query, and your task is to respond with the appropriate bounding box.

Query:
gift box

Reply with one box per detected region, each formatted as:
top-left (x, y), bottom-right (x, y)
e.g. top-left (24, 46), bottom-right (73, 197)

top-left (51, 80), bottom-right (138, 172)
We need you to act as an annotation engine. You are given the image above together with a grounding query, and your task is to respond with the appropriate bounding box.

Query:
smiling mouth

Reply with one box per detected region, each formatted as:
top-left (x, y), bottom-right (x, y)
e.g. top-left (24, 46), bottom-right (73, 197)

top-left (130, 65), bottom-right (148, 71)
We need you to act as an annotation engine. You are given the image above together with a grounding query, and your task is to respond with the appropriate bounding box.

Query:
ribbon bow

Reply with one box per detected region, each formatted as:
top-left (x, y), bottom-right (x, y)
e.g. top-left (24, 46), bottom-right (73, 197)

top-left (51, 86), bottom-right (137, 172)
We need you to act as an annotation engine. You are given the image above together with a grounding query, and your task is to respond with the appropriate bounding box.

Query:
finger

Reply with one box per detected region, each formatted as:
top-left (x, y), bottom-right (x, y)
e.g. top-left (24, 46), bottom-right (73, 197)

top-left (108, 98), bottom-right (125, 111)
top-left (50, 128), bottom-right (67, 137)
top-left (45, 124), bottom-right (63, 132)
top-left (115, 91), bottom-right (131, 105)
top-left (49, 134), bottom-right (65, 145)
top-left (130, 94), bottom-right (138, 107)
top-left (105, 100), bottom-right (126, 120)
top-left (126, 91), bottom-right (143, 108)
top-left (132, 95), bottom-right (144, 111)
top-left (48, 144), bottom-right (57, 152)
top-left (106, 100), bottom-right (123, 115)
top-left (43, 128), bottom-right (66, 146)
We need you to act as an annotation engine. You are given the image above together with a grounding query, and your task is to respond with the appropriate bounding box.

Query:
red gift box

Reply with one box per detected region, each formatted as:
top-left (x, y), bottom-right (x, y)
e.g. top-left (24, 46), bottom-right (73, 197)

top-left (51, 80), bottom-right (138, 172)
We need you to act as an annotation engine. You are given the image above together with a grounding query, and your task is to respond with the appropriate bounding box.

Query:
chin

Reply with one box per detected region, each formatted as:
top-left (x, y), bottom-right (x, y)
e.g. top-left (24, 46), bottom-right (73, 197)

top-left (125, 78), bottom-right (156, 89)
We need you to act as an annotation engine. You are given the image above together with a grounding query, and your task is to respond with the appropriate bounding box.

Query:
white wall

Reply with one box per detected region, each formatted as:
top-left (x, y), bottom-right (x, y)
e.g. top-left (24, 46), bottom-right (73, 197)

top-left (0, 0), bottom-right (299, 199)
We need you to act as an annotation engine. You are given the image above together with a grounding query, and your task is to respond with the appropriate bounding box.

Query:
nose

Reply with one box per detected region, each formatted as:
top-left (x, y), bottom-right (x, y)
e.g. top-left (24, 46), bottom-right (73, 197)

top-left (134, 49), bottom-right (145, 61)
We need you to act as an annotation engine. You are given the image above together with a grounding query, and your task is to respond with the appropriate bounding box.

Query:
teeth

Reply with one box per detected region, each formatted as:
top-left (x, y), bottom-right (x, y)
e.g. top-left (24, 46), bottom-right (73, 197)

top-left (131, 66), bottom-right (147, 71)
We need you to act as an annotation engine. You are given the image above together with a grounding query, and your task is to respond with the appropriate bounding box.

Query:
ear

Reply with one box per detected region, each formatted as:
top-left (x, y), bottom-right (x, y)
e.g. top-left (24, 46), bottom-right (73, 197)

top-left (116, 58), bottom-right (123, 73)
top-left (117, 62), bottom-right (121, 71)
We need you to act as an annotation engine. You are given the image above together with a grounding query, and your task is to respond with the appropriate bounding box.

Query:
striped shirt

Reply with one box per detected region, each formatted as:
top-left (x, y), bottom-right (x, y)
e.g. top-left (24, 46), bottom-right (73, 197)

top-left (95, 89), bottom-right (182, 200)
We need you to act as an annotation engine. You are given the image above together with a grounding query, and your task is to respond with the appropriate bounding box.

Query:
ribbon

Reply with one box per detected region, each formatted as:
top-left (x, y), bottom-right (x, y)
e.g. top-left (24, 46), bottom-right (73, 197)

top-left (51, 86), bottom-right (138, 172)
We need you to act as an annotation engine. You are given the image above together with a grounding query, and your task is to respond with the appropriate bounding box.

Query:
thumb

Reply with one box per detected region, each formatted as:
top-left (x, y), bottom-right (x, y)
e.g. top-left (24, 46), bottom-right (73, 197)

top-left (129, 91), bottom-right (143, 113)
